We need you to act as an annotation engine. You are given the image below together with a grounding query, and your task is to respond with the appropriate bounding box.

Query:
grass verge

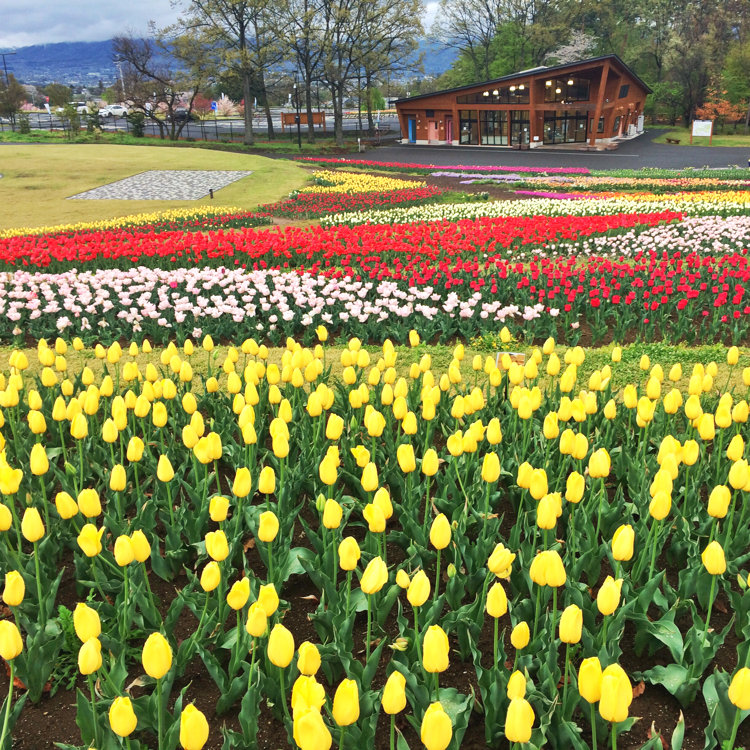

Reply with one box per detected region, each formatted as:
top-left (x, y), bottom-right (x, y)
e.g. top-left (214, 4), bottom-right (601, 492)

top-left (0, 144), bottom-right (307, 231)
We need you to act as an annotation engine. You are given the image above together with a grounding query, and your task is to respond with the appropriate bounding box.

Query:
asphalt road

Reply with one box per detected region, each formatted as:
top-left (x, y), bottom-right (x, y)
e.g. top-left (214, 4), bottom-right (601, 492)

top-left (369, 129), bottom-right (750, 170)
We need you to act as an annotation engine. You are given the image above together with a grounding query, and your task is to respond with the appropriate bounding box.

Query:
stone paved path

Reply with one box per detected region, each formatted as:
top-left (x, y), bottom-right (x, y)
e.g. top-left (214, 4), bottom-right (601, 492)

top-left (69, 170), bottom-right (252, 200)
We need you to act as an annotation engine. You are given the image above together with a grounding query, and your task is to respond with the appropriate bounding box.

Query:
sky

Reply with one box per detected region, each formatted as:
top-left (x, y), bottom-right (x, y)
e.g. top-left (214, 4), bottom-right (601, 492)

top-left (0, 0), bottom-right (439, 48)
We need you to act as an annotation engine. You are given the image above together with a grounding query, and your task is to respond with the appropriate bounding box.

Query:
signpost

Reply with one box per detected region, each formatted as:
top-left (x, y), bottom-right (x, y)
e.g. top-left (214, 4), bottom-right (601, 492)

top-left (690, 119), bottom-right (713, 145)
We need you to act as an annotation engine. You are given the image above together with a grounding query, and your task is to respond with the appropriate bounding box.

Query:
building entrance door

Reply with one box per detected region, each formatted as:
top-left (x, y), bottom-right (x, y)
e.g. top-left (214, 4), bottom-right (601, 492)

top-left (408, 118), bottom-right (416, 142)
top-left (445, 117), bottom-right (453, 142)
top-left (428, 121), bottom-right (439, 141)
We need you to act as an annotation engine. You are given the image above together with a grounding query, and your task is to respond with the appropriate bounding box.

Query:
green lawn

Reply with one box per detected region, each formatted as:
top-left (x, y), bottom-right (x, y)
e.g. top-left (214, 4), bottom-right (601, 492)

top-left (650, 126), bottom-right (750, 147)
top-left (0, 143), bottom-right (307, 231)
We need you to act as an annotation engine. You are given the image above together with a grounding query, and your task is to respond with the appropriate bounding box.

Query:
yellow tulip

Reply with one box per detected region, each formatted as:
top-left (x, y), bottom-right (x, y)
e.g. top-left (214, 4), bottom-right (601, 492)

top-left (21, 507), bottom-right (45, 542)
top-left (407, 570), bottom-right (431, 607)
top-left (200, 561), bottom-right (221, 592)
top-left (332, 679), bottom-right (360, 726)
top-left (382, 671), bottom-right (407, 714)
top-left (257, 583), bottom-right (279, 617)
top-left (245, 601), bottom-right (268, 638)
top-left (296, 642), bottom-right (321, 676)
top-left (258, 511), bottom-right (279, 542)
top-left (114, 535), bottom-right (135, 567)
top-left (142, 632), bottom-right (173, 679)
top-left (131, 530), bottom-right (151, 562)
top-left (2, 571), bottom-right (25, 607)
top-left (361, 556), bottom-right (388, 594)
top-left (109, 696), bottom-right (138, 737)
top-left (209, 496), bottom-right (229, 523)
top-left (559, 604), bottom-right (583, 644)
top-left (702, 541), bottom-right (726, 575)
top-left (338, 537), bottom-right (361, 571)
top-left (486, 582), bottom-right (508, 618)
top-left (77, 489), bottom-right (101, 518)
top-left (420, 702), bottom-right (452, 750)
top-left (599, 664), bottom-right (632, 723)
top-left (596, 576), bottom-right (623, 615)
top-left (227, 577), bottom-right (251, 610)
top-left (179, 704), bottom-right (209, 750)
top-left (268, 623), bottom-right (295, 668)
top-left (578, 656), bottom-right (603, 703)
top-left (78, 637), bottom-right (102, 675)
top-left (205, 530), bottom-right (229, 562)
top-left (55, 491), bottom-right (78, 520)
top-left (422, 625), bottom-right (449, 673)
top-left (611, 524), bottom-right (634, 561)
top-left (429, 514), bottom-right (451, 550)
top-left (728, 667), bottom-right (750, 710)
top-left (0, 620), bottom-right (23, 661)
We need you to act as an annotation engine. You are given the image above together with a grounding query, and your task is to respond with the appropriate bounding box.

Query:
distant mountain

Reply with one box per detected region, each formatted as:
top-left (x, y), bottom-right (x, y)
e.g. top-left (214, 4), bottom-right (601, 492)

top-left (7, 41), bottom-right (118, 86)
top-left (5, 37), bottom-right (456, 87)
top-left (415, 39), bottom-right (457, 76)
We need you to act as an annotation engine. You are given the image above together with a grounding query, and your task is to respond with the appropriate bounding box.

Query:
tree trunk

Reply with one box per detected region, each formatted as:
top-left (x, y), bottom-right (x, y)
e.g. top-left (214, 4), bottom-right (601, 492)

top-left (366, 74), bottom-right (374, 134)
top-left (333, 84), bottom-right (344, 146)
top-left (243, 71), bottom-right (255, 146)
top-left (305, 73), bottom-right (315, 144)
top-left (260, 71), bottom-right (274, 140)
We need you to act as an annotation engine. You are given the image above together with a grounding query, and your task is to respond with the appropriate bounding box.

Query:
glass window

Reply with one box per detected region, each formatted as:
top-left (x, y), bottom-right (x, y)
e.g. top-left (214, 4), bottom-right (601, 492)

top-left (618, 84), bottom-right (629, 99)
top-left (543, 77), bottom-right (590, 103)
top-left (480, 110), bottom-right (508, 145)
top-left (612, 116), bottom-right (622, 135)
top-left (510, 110), bottom-right (530, 146)
top-left (459, 110), bottom-right (479, 144)
top-left (543, 110), bottom-right (588, 144)
top-left (456, 83), bottom-right (529, 105)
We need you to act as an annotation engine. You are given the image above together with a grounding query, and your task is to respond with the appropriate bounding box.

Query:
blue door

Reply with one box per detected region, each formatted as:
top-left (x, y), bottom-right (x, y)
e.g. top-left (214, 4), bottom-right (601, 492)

top-left (408, 118), bottom-right (416, 143)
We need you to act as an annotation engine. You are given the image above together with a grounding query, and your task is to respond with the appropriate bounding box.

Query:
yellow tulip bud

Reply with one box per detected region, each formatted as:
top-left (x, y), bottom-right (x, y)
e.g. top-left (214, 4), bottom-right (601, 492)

top-left (21, 507), bottom-right (45, 542)
top-left (258, 511), bottom-right (279, 542)
top-left (407, 570), bottom-right (431, 607)
top-left (200, 561), bottom-right (221, 592)
top-left (179, 703), bottom-right (209, 750)
top-left (109, 696), bottom-right (138, 737)
top-left (268, 623), bottom-right (295, 668)
top-left (421, 702), bottom-right (453, 750)
top-left (227, 577), bottom-right (251, 610)
top-left (78, 637), bottom-right (102, 675)
top-left (422, 625), bottom-right (449, 673)
top-left (338, 537), bottom-right (361, 571)
top-left (702, 541), bottom-right (726, 575)
top-left (382, 671), bottom-right (407, 714)
top-left (2, 571), bottom-right (25, 607)
top-left (510, 621), bottom-right (530, 650)
top-left (332, 679), bottom-right (360, 726)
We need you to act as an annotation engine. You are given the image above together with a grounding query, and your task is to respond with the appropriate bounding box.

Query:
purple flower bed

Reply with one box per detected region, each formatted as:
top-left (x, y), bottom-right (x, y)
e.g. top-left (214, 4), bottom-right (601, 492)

top-left (514, 190), bottom-right (603, 200)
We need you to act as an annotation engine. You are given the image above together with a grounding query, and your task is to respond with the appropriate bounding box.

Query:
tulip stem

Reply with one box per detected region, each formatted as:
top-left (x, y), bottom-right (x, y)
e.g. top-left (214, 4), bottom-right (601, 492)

top-left (724, 706), bottom-right (741, 750)
top-left (345, 571), bottom-right (352, 619)
top-left (433, 549), bottom-right (441, 603)
top-left (156, 677), bottom-right (164, 749)
top-left (423, 477), bottom-right (431, 536)
top-left (723, 493), bottom-right (738, 552)
top-left (88, 674), bottom-right (99, 747)
top-left (33, 540), bottom-right (46, 626)
top-left (532, 586), bottom-right (541, 642)
top-left (0, 661), bottom-right (14, 749)
top-left (703, 575), bottom-right (717, 644)
top-left (278, 667), bottom-right (292, 724)
top-left (38, 477), bottom-right (50, 534)
top-left (562, 642), bottom-right (570, 716)
top-left (590, 703), bottom-right (598, 750)
top-left (267, 541), bottom-right (274, 585)
top-left (120, 565), bottom-right (129, 642)
top-left (141, 562), bottom-right (158, 620)
top-left (648, 519), bottom-right (661, 581)
top-left (365, 595), bottom-right (372, 662)
top-left (414, 606), bottom-right (422, 665)
top-left (248, 637), bottom-right (257, 690)
top-left (389, 714), bottom-right (395, 750)
top-left (594, 479), bottom-right (605, 542)
top-left (601, 615), bottom-right (609, 649)
top-left (434, 672), bottom-right (439, 702)
top-left (493, 617), bottom-right (499, 670)
top-left (569, 504), bottom-right (577, 560)
top-left (339, 725), bottom-right (346, 750)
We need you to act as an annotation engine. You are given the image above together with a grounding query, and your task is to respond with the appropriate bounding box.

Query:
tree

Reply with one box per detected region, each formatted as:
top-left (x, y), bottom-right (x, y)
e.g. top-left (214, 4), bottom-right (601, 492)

top-left (113, 30), bottom-right (211, 140)
top-left (696, 88), bottom-right (747, 132)
top-left (0, 74), bottom-right (26, 128)
top-left (177, 0), bottom-right (286, 144)
top-left (723, 40), bottom-right (750, 131)
top-left (43, 83), bottom-right (72, 108)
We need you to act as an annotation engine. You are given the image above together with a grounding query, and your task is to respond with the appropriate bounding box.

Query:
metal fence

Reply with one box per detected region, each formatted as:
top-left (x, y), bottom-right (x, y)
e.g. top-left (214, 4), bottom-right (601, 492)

top-left (0, 111), bottom-right (395, 143)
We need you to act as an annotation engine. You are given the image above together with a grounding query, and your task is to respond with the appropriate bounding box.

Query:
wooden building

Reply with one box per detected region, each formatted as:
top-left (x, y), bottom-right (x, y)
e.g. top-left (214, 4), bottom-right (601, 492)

top-left (395, 55), bottom-right (650, 148)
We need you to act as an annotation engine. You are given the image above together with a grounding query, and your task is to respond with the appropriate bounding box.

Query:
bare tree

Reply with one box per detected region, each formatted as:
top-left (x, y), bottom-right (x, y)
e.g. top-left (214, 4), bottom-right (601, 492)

top-left (113, 30), bottom-right (210, 140)
top-left (177, 0), bottom-right (286, 144)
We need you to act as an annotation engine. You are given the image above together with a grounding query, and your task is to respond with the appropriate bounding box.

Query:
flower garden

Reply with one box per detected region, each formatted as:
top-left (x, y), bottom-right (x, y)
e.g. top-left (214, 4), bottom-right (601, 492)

top-left (0, 158), bottom-right (749, 750)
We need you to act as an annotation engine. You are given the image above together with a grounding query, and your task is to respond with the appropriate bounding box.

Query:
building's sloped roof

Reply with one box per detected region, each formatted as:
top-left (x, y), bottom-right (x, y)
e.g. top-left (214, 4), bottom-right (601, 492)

top-left (395, 54), bottom-right (652, 104)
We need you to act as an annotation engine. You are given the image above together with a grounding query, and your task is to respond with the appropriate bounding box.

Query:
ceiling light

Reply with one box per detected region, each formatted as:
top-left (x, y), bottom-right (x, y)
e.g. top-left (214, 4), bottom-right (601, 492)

top-left (492, 89), bottom-right (499, 95)
top-left (555, 88), bottom-right (561, 94)
top-left (483, 90), bottom-right (489, 96)
top-left (546, 80), bottom-right (552, 86)
top-left (518, 84), bottom-right (525, 90)
top-left (510, 85), bottom-right (516, 92)
top-left (567, 79), bottom-right (574, 85)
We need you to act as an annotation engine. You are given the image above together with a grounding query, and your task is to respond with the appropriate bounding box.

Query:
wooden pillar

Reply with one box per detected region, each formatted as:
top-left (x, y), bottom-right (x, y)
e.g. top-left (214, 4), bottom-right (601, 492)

top-left (589, 60), bottom-right (610, 147)
top-left (528, 79), bottom-right (537, 145)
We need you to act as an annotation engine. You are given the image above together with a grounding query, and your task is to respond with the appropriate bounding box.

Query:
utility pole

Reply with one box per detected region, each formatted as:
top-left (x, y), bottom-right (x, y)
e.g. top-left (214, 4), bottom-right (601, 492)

top-left (293, 72), bottom-right (302, 151)
top-left (1, 51), bottom-right (17, 86)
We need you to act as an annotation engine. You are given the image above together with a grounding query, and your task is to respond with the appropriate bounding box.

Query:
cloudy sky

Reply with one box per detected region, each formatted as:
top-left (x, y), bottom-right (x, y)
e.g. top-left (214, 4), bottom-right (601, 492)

top-left (0, 0), bottom-right (438, 48)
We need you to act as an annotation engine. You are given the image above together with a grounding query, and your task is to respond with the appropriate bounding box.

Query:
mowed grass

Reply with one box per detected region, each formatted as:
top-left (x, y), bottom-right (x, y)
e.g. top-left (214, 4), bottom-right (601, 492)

top-left (0, 144), bottom-right (307, 231)
top-left (651, 126), bottom-right (750, 148)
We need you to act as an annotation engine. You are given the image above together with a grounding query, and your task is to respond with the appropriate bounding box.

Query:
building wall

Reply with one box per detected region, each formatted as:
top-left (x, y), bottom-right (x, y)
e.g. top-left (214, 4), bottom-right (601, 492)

top-left (396, 59), bottom-right (649, 147)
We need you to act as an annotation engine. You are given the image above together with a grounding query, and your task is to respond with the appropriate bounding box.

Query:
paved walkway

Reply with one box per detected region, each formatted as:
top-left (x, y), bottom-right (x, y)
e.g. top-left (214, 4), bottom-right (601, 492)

top-left (69, 170), bottom-right (252, 200)
top-left (370, 130), bottom-right (750, 170)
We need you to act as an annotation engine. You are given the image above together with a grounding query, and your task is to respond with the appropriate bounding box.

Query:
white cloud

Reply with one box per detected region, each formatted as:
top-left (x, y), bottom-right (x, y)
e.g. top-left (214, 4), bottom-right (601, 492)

top-left (423, 1), bottom-right (439, 31)
top-left (0, 0), bottom-right (179, 48)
